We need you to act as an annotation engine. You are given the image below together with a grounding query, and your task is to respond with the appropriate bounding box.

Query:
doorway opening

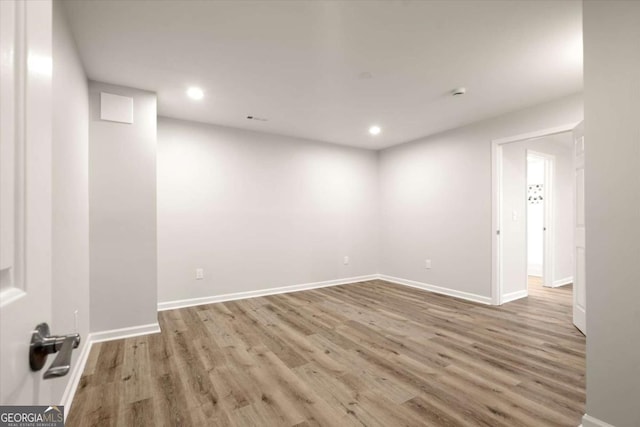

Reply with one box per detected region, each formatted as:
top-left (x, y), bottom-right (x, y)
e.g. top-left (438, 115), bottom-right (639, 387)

top-left (492, 122), bottom-right (585, 334)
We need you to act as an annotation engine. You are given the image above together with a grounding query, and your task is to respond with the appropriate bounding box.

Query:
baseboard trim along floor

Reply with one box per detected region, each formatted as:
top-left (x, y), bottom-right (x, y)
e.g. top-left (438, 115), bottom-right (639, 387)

top-left (157, 274), bottom-right (380, 311)
top-left (582, 413), bottom-right (617, 427)
top-left (378, 274), bottom-right (493, 305)
top-left (61, 322), bottom-right (161, 417)
top-left (60, 334), bottom-right (94, 416)
top-left (64, 275), bottom-right (496, 416)
top-left (502, 289), bottom-right (529, 303)
top-left (553, 276), bottom-right (574, 288)
top-left (90, 322), bottom-right (161, 344)
top-left (158, 274), bottom-right (494, 311)
top-left (65, 279), bottom-right (583, 425)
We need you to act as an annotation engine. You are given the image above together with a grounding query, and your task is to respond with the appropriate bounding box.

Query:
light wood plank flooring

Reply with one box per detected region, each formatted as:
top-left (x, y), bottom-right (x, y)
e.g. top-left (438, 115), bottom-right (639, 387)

top-left (67, 279), bottom-right (584, 426)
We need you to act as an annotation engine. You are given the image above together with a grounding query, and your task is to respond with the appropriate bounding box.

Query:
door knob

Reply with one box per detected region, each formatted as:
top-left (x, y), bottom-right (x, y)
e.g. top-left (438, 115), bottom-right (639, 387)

top-left (29, 323), bottom-right (81, 379)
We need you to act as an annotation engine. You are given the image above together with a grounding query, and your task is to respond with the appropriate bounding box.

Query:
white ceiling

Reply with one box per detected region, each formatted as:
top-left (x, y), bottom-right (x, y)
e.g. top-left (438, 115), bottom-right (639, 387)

top-left (63, 0), bottom-right (582, 149)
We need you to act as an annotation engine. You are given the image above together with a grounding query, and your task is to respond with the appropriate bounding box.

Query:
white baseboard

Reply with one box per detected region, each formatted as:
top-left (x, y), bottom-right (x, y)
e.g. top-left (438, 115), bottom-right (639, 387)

top-left (158, 274), bottom-right (380, 311)
top-left (502, 289), bottom-right (528, 303)
top-left (582, 414), bottom-right (616, 427)
top-left (61, 322), bottom-right (162, 418)
top-left (60, 333), bottom-right (94, 414)
top-left (528, 264), bottom-right (542, 277)
top-left (90, 322), bottom-right (161, 343)
top-left (159, 274), bottom-right (496, 312)
top-left (552, 276), bottom-right (573, 288)
top-left (378, 275), bottom-right (492, 305)
top-left (63, 273), bottom-right (495, 415)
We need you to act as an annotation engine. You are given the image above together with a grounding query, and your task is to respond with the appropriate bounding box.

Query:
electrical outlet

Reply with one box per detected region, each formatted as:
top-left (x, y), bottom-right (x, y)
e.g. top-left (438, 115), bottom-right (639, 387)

top-left (343, 256), bottom-right (349, 265)
top-left (425, 259), bottom-right (432, 269)
top-left (196, 268), bottom-right (204, 280)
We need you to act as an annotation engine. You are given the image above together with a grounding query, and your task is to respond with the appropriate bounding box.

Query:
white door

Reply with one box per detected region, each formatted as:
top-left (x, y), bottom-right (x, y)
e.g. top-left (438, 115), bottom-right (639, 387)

top-left (573, 121), bottom-right (586, 334)
top-left (0, 0), bottom-right (53, 404)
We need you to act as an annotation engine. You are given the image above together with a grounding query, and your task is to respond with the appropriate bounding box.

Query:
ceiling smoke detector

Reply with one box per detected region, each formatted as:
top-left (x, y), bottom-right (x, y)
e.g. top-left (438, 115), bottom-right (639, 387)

top-left (452, 87), bottom-right (466, 96)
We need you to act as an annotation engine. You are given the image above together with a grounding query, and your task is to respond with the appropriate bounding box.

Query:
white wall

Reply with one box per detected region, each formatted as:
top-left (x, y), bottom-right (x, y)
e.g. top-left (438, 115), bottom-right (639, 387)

top-left (527, 156), bottom-right (544, 276)
top-left (52, 1), bottom-right (89, 403)
top-left (157, 118), bottom-right (379, 304)
top-left (378, 94), bottom-right (583, 299)
top-left (501, 142), bottom-right (528, 296)
top-left (89, 82), bottom-right (158, 332)
top-left (584, 1), bottom-right (640, 426)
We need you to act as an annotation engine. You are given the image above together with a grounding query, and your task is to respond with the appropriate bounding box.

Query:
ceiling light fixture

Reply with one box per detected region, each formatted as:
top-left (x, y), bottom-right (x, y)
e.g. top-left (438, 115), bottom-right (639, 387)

top-left (186, 86), bottom-right (204, 100)
top-left (369, 125), bottom-right (381, 135)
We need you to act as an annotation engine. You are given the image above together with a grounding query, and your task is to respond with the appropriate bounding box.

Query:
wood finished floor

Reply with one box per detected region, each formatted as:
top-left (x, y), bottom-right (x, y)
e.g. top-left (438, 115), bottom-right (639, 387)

top-left (67, 279), bottom-right (585, 426)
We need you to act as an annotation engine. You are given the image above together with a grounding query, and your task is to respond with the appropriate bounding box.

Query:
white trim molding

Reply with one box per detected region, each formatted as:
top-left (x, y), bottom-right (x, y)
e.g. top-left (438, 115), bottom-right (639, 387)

top-left (582, 414), bottom-right (616, 427)
top-left (552, 276), bottom-right (573, 288)
top-left (378, 275), bottom-right (492, 305)
top-left (492, 123), bottom-right (582, 146)
top-left (492, 122), bottom-right (581, 306)
top-left (90, 322), bottom-right (161, 343)
top-left (158, 274), bottom-right (380, 311)
top-left (528, 264), bottom-right (543, 277)
top-left (61, 322), bottom-right (162, 418)
top-left (60, 334), bottom-right (94, 414)
top-left (159, 274), bottom-right (495, 311)
top-left (63, 274), bottom-right (497, 416)
top-left (501, 289), bottom-right (528, 304)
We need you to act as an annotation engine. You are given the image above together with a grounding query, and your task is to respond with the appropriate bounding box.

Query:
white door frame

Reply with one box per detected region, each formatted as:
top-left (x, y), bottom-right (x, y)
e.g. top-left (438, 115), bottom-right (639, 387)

top-left (572, 122), bottom-right (586, 334)
top-left (526, 150), bottom-right (555, 288)
top-left (491, 122), bottom-right (579, 305)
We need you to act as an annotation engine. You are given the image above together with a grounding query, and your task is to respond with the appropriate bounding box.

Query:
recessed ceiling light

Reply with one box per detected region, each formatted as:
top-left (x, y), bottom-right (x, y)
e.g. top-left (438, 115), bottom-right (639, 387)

top-left (186, 86), bottom-right (204, 100)
top-left (369, 125), bottom-right (381, 135)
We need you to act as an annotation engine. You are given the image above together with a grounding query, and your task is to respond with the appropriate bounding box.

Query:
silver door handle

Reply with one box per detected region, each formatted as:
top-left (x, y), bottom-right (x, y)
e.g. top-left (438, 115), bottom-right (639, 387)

top-left (29, 323), bottom-right (81, 379)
